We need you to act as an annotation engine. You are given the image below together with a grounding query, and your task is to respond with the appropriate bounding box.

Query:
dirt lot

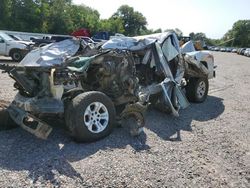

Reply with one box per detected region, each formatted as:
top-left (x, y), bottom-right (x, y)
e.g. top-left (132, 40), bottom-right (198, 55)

top-left (0, 52), bottom-right (249, 187)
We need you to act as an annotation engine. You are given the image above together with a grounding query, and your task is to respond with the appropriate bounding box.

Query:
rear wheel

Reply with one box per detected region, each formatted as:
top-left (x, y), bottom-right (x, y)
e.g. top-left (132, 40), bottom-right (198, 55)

top-left (65, 91), bottom-right (116, 142)
top-left (185, 77), bottom-right (209, 103)
top-left (11, 50), bottom-right (23, 62)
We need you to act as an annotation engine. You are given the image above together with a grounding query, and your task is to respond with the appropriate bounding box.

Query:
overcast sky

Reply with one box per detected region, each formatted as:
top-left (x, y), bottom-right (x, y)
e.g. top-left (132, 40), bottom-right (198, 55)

top-left (73, 0), bottom-right (250, 39)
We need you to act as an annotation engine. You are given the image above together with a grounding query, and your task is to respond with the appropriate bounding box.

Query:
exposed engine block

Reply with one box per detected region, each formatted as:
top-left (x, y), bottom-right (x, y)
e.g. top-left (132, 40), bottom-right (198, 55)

top-left (82, 51), bottom-right (138, 100)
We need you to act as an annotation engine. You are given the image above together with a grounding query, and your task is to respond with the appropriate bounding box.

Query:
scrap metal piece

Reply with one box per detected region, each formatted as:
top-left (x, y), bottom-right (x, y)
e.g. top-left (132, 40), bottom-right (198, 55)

top-left (13, 93), bottom-right (64, 114)
top-left (7, 105), bottom-right (52, 139)
top-left (160, 79), bottom-right (179, 117)
top-left (160, 78), bottom-right (190, 117)
top-left (175, 85), bottom-right (190, 109)
top-left (137, 83), bottom-right (162, 103)
top-left (9, 68), bottom-right (34, 95)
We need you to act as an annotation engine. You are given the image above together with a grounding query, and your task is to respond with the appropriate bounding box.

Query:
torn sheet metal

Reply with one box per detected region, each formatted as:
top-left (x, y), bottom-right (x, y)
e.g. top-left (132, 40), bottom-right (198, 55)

top-left (154, 39), bottom-right (189, 115)
top-left (20, 39), bottom-right (80, 67)
top-left (161, 37), bottom-right (179, 62)
top-left (102, 32), bottom-right (180, 52)
top-left (67, 56), bottom-right (96, 72)
top-left (102, 36), bottom-right (156, 51)
top-left (13, 93), bottom-right (64, 114)
top-left (155, 42), bottom-right (175, 79)
top-left (7, 105), bottom-right (52, 139)
top-left (181, 41), bottom-right (196, 54)
top-left (184, 51), bottom-right (214, 78)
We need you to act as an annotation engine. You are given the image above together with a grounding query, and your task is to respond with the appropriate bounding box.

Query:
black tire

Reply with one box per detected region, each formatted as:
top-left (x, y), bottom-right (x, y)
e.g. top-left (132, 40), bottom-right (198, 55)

top-left (65, 91), bottom-right (116, 142)
top-left (185, 77), bottom-right (209, 103)
top-left (10, 50), bottom-right (23, 62)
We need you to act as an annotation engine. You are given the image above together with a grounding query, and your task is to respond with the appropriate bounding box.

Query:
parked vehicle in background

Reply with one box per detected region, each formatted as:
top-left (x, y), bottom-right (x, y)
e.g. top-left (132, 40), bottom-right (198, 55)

top-left (214, 47), bottom-right (220, 51)
top-left (32, 35), bottom-right (74, 47)
top-left (0, 31), bottom-right (34, 61)
top-left (240, 48), bottom-right (246, 55)
top-left (31, 36), bottom-right (53, 47)
top-left (232, 48), bottom-right (237, 53)
top-left (8, 34), bottom-right (23, 41)
top-left (78, 36), bottom-right (96, 44)
top-left (1, 30), bottom-right (48, 41)
top-left (237, 48), bottom-right (242, 54)
top-left (220, 47), bottom-right (226, 52)
top-left (71, 28), bottom-right (91, 38)
top-left (237, 48), bottom-right (246, 55)
top-left (207, 46), bottom-right (214, 50)
top-left (92, 31), bottom-right (111, 42)
top-left (244, 48), bottom-right (250, 57)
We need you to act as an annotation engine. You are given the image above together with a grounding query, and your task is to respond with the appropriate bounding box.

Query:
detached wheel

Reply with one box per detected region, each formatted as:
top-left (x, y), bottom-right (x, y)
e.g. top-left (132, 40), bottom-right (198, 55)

top-left (65, 91), bottom-right (116, 142)
top-left (11, 50), bottom-right (23, 62)
top-left (185, 77), bottom-right (209, 103)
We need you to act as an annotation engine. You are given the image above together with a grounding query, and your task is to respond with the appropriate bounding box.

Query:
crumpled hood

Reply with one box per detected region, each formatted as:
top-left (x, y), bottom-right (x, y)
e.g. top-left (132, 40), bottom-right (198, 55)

top-left (102, 32), bottom-right (180, 52)
top-left (19, 39), bottom-right (80, 67)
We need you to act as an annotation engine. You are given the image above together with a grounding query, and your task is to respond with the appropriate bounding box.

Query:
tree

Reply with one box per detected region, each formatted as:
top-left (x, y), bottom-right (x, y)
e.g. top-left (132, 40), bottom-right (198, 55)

top-left (46, 0), bottom-right (74, 34)
top-left (68, 4), bottom-right (100, 33)
top-left (0, 0), bottom-right (12, 29)
top-left (98, 18), bottom-right (124, 34)
top-left (189, 32), bottom-right (206, 41)
top-left (112, 5), bottom-right (147, 36)
top-left (5, 0), bottom-right (43, 32)
top-left (174, 28), bottom-right (183, 37)
top-left (223, 20), bottom-right (250, 47)
top-left (188, 32), bottom-right (218, 46)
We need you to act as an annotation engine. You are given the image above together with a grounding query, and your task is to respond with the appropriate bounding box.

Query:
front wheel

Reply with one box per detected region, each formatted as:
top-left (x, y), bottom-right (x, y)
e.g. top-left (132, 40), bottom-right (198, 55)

top-left (65, 91), bottom-right (116, 142)
top-left (185, 77), bottom-right (209, 103)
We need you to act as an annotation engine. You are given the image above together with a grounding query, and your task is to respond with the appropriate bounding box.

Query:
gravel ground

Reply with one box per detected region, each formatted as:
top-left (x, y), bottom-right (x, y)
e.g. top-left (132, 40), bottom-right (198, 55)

top-left (0, 52), bottom-right (249, 187)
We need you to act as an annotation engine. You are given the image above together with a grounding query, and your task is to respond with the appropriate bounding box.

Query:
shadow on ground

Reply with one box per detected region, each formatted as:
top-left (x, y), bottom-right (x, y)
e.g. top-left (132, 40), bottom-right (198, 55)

top-left (0, 95), bottom-right (224, 186)
top-left (145, 95), bottom-right (225, 141)
top-left (0, 59), bottom-right (15, 64)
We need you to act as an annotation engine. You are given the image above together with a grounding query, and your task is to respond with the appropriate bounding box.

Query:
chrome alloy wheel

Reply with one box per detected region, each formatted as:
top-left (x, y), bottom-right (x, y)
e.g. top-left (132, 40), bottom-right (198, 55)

top-left (196, 81), bottom-right (206, 98)
top-left (83, 102), bottom-right (109, 133)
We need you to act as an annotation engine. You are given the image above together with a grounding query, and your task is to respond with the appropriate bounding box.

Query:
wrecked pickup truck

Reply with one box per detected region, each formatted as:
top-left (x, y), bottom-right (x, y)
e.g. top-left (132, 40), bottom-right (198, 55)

top-left (0, 32), bottom-right (215, 142)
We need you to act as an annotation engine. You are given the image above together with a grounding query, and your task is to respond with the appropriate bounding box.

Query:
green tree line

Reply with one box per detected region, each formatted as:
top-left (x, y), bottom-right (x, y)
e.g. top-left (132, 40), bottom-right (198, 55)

top-left (189, 20), bottom-right (250, 47)
top-left (0, 0), bottom-right (160, 36)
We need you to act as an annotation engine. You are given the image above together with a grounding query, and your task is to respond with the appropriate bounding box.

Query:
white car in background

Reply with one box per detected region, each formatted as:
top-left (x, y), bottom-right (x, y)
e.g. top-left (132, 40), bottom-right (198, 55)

top-left (0, 32), bottom-right (34, 61)
top-left (244, 48), bottom-right (250, 57)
